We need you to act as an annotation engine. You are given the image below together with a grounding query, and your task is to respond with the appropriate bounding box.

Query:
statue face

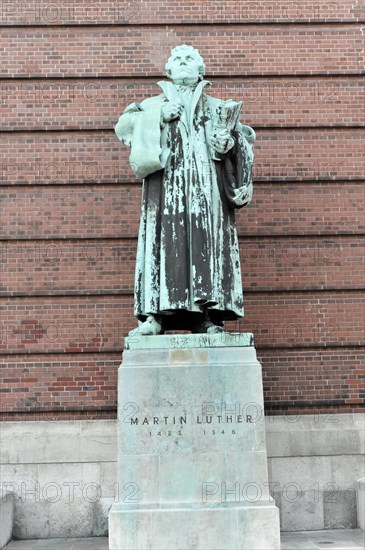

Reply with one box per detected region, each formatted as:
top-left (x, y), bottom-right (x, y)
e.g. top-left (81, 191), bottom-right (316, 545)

top-left (168, 50), bottom-right (201, 85)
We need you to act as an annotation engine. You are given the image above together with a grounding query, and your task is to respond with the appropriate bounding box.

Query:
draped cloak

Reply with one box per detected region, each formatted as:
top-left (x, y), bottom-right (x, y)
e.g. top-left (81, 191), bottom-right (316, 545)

top-left (115, 80), bottom-right (255, 329)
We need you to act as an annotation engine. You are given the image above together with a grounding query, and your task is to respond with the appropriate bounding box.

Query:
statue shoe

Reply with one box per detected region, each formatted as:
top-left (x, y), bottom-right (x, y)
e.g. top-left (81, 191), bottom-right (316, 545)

top-left (206, 324), bottom-right (224, 334)
top-left (193, 320), bottom-right (224, 334)
top-left (128, 315), bottom-right (162, 336)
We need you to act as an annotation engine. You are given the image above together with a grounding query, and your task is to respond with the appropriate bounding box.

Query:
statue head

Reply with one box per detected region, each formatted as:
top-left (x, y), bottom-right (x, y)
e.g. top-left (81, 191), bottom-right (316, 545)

top-left (165, 45), bottom-right (206, 85)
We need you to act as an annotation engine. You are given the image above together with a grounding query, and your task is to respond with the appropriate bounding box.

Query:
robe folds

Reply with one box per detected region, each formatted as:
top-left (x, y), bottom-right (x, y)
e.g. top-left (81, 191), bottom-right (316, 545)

top-left (115, 79), bottom-right (255, 329)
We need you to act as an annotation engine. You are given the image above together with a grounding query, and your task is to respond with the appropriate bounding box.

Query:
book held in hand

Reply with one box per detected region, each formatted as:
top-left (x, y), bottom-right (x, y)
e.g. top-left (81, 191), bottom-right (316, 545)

top-left (217, 100), bottom-right (243, 132)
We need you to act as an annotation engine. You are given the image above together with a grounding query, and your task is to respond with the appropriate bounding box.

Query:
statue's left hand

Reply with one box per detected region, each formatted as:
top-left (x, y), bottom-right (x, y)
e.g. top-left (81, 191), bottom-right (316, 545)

top-left (233, 182), bottom-right (253, 206)
top-left (210, 128), bottom-right (235, 155)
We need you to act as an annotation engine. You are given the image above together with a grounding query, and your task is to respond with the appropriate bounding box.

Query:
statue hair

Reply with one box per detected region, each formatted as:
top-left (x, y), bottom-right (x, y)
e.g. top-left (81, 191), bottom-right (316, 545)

top-left (165, 45), bottom-right (206, 79)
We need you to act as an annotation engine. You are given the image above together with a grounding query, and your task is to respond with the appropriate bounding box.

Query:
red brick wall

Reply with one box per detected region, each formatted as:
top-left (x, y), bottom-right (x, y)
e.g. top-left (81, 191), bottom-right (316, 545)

top-left (1, 1), bottom-right (364, 419)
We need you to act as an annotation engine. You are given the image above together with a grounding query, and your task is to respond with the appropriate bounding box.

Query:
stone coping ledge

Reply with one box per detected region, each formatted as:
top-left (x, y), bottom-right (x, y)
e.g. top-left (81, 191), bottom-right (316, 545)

top-left (110, 501), bottom-right (277, 512)
top-left (124, 332), bottom-right (254, 350)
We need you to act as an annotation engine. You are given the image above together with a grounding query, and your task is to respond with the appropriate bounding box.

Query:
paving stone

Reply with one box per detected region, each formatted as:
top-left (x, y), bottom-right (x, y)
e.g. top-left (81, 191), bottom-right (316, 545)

top-left (5, 530), bottom-right (365, 550)
top-left (6, 538), bottom-right (108, 550)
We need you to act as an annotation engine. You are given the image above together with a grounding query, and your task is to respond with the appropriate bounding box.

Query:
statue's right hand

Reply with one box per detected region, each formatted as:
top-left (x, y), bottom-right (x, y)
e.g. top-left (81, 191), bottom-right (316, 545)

top-left (162, 102), bottom-right (184, 123)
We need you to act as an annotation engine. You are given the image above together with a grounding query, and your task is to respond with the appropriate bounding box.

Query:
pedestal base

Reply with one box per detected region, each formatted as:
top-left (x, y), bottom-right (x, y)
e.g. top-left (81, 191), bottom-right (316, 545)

top-left (109, 504), bottom-right (279, 550)
top-left (109, 335), bottom-right (280, 549)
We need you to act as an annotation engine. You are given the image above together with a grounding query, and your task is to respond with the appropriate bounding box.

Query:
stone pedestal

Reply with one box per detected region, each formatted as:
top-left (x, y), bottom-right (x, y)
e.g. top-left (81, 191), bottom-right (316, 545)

top-left (109, 334), bottom-right (280, 549)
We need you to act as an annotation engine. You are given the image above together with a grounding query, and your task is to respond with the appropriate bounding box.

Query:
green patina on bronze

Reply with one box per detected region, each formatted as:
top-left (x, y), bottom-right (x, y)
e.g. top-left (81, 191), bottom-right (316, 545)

top-left (115, 45), bottom-right (255, 335)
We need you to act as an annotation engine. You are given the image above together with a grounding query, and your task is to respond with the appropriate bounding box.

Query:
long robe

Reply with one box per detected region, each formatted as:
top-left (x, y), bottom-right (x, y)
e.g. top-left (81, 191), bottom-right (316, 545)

top-left (115, 79), bottom-right (255, 329)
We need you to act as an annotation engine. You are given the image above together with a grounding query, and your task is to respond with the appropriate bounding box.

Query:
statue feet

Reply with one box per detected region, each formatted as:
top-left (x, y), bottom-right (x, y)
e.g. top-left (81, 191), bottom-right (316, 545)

top-left (192, 320), bottom-right (224, 334)
top-left (128, 315), bottom-right (162, 336)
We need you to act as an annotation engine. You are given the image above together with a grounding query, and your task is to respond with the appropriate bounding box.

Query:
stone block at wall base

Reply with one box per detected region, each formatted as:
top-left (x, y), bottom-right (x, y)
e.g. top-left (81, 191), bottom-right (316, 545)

top-left (0, 493), bottom-right (14, 549)
top-left (356, 478), bottom-right (365, 530)
top-left (324, 489), bottom-right (357, 529)
top-left (0, 413), bottom-right (363, 538)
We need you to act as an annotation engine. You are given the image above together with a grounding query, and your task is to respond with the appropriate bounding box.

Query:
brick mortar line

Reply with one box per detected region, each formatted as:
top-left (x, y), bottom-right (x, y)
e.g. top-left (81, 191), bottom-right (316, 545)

top-left (0, 287), bottom-right (364, 298)
top-left (1, 232), bottom-right (363, 239)
top-left (0, 180), bottom-right (364, 189)
top-left (1, 21), bottom-right (364, 29)
top-left (1, 344), bottom-right (364, 360)
top-left (0, 352), bottom-right (121, 359)
top-left (0, 343), bottom-right (364, 356)
top-left (0, 288), bottom-right (364, 297)
top-left (2, 125), bottom-right (365, 133)
top-left (1, 127), bottom-right (365, 134)
top-left (1, 233), bottom-right (364, 242)
top-left (1, 74), bottom-right (364, 81)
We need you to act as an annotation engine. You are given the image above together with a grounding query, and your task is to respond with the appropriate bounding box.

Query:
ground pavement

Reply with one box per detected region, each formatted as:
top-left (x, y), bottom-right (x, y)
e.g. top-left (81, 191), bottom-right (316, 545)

top-left (5, 529), bottom-right (365, 550)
